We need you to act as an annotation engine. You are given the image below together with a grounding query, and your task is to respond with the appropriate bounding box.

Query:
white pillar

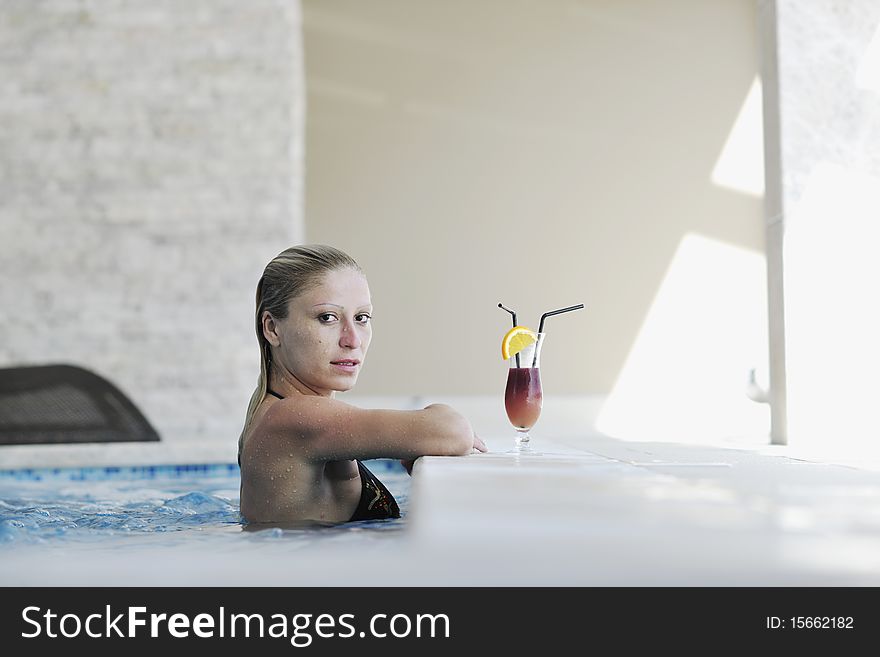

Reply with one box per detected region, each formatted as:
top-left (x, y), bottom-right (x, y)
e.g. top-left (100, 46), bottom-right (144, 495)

top-left (761, 0), bottom-right (880, 454)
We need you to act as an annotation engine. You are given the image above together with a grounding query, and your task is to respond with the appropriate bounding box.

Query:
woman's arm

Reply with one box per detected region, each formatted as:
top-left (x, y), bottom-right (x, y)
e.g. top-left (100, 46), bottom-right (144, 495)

top-left (259, 396), bottom-right (482, 462)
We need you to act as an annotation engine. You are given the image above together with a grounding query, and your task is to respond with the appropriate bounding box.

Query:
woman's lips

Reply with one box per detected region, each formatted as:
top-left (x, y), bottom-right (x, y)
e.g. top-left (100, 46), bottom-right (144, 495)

top-left (331, 359), bottom-right (360, 373)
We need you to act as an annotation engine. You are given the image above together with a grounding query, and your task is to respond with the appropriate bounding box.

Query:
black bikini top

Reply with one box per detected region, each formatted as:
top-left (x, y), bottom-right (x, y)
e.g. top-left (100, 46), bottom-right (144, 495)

top-left (266, 389), bottom-right (400, 522)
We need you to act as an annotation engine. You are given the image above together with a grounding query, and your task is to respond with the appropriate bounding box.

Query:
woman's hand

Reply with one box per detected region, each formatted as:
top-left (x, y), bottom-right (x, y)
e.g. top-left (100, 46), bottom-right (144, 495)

top-left (422, 403), bottom-right (483, 456)
top-left (400, 429), bottom-right (486, 475)
top-left (395, 404), bottom-right (489, 466)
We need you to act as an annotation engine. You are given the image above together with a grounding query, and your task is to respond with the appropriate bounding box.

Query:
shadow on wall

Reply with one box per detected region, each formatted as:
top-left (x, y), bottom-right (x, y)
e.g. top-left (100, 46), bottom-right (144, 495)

top-left (597, 233), bottom-right (770, 444)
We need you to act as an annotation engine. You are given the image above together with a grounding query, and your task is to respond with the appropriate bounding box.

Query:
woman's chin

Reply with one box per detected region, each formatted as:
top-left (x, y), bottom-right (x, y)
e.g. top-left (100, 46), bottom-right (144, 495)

top-left (331, 375), bottom-right (359, 392)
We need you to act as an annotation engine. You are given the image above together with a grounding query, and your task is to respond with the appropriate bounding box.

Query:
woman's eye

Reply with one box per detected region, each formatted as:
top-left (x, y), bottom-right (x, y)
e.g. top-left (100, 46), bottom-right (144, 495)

top-left (318, 313), bottom-right (337, 323)
top-left (356, 314), bottom-right (372, 324)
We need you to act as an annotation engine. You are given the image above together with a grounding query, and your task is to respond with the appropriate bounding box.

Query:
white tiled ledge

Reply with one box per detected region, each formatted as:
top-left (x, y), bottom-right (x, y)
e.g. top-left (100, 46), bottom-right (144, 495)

top-left (402, 432), bottom-right (880, 585)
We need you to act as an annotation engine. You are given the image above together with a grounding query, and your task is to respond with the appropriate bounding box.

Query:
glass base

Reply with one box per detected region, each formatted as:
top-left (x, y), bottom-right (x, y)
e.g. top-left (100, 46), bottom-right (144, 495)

top-left (505, 431), bottom-right (542, 456)
top-left (506, 446), bottom-right (543, 456)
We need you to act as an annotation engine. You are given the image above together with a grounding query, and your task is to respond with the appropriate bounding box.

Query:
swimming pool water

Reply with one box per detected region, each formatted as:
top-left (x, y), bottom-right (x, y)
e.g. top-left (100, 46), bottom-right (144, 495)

top-left (0, 460), bottom-right (410, 548)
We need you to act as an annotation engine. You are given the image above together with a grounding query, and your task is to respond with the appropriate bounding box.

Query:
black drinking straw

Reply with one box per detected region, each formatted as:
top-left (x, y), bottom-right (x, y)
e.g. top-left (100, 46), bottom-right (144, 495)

top-left (534, 304), bottom-right (585, 366)
top-left (498, 302), bottom-right (521, 367)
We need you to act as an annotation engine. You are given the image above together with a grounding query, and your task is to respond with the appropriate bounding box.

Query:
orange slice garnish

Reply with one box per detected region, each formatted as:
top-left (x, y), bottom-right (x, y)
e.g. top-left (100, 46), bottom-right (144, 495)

top-left (501, 326), bottom-right (538, 360)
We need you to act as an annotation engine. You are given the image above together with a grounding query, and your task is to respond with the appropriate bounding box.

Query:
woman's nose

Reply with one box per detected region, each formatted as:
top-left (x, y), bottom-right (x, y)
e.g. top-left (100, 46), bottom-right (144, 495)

top-left (339, 320), bottom-right (361, 349)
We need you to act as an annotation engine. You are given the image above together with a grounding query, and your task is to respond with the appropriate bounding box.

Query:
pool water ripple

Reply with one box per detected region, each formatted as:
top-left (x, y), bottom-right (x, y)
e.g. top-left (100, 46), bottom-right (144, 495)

top-left (0, 460), bottom-right (409, 547)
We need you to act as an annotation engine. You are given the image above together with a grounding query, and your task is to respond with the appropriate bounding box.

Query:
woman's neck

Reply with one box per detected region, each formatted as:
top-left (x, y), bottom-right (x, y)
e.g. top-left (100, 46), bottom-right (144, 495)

top-left (268, 366), bottom-right (334, 398)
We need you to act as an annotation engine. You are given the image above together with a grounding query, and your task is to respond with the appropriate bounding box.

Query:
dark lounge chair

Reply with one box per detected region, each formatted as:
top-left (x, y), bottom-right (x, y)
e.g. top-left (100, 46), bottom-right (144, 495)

top-left (0, 364), bottom-right (160, 445)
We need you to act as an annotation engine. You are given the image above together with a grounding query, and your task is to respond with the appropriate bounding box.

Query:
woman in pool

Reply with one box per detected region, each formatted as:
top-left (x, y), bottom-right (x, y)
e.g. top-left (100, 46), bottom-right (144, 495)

top-left (238, 244), bottom-right (486, 525)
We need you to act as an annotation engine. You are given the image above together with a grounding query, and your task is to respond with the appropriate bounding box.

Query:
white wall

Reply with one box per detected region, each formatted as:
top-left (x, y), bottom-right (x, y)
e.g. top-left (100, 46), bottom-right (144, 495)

top-left (303, 1), bottom-right (769, 441)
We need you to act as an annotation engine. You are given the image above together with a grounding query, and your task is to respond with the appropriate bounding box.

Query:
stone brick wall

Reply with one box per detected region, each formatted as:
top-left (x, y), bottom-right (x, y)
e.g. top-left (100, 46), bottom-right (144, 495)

top-left (0, 1), bottom-right (304, 449)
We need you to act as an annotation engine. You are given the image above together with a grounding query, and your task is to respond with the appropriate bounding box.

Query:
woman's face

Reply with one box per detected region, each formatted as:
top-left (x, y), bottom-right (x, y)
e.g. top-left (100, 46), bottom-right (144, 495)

top-left (268, 268), bottom-right (372, 397)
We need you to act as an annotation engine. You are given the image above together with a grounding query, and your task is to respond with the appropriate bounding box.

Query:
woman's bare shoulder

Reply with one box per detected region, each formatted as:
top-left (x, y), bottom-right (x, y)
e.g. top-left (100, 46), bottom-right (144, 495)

top-left (251, 395), bottom-right (390, 450)
top-left (258, 393), bottom-right (361, 434)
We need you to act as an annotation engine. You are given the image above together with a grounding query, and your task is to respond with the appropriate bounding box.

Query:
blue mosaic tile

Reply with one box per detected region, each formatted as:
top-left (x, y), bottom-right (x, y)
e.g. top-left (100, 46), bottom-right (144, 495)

top-left (0, 458), bottom-right (398, 481)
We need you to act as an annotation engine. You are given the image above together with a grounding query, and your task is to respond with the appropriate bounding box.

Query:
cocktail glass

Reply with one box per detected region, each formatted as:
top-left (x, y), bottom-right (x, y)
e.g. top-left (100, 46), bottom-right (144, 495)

top-left (504, 333), bottom-right (545, 452)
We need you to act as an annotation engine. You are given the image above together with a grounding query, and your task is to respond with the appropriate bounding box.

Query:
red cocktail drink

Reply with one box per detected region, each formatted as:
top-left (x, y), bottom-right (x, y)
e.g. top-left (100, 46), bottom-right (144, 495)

top-left (505, 367), bottom-right (542, 430)
top-left (499, 304), bottom-right (583, 453)
top-left (504, 331), bottom-right (545, 452)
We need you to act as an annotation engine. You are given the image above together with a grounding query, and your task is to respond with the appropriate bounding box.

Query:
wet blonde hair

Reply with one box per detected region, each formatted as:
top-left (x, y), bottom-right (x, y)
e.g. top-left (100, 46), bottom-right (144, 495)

top-left (237, 244), bottom-right (362, 463)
